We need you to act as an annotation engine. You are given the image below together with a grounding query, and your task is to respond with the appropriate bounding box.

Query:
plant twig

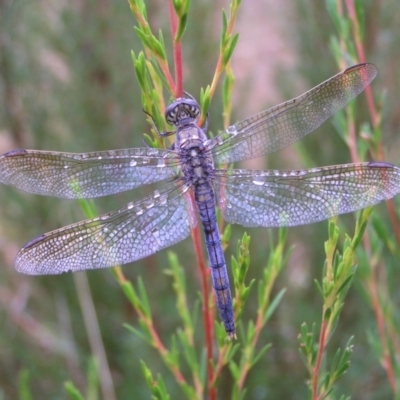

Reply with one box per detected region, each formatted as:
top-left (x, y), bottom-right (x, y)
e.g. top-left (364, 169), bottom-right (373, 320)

top-left (168, 0), bottom-right (183, 97)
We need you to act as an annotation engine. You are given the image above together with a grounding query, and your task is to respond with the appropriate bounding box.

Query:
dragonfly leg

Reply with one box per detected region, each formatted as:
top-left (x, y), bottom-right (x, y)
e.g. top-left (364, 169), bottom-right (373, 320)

top-left (142, 108), bottom-right (175, 137)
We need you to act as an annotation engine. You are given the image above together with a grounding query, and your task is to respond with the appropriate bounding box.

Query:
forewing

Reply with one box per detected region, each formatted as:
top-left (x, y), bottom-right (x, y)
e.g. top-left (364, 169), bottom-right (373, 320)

top-left (214, 162), bottom-right (400, 227)
top-left (0, 148), bottom-right (179, 198)
top-left (212, 64), bottom-right (377, 164)
top-left (15, 183), bottom-right (192, 274)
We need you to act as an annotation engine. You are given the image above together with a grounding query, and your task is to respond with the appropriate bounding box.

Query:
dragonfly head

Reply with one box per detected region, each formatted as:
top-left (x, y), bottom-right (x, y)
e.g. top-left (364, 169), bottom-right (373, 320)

top-left (165, 98), bottom-right (200, 126)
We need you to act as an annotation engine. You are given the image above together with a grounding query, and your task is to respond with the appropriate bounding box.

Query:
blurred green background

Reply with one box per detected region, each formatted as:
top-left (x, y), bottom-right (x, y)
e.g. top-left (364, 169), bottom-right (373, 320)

top-left (1, 0), bottom-right (400, 399)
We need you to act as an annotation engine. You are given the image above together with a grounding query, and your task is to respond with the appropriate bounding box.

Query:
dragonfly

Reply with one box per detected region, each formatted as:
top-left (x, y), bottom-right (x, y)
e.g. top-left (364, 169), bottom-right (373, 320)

top-left (1, 62), bottom-right (400, 339)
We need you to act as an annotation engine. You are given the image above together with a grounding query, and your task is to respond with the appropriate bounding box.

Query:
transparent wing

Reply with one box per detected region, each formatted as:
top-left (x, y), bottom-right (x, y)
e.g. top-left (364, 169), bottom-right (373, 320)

top-left (16, 182), bottom-right (192, 275)
top-left (214, 162), bottom-right (400, 227)
top-left (212, 63), bottom-right (377, 164)
top-left (0, 147), bottom-right (179, 198)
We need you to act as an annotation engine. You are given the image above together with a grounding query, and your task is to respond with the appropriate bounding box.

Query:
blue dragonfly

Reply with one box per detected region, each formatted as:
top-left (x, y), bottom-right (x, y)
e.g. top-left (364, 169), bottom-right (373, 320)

top-left (1, 63), bottom-right (399, 338)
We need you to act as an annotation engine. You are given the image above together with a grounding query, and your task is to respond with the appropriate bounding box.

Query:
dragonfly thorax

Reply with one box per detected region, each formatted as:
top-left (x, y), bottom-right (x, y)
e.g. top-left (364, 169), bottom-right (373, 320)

top-left (178, 141), bottom-right (215, 186)
top-left (165, 98), bottom-right (200, 126)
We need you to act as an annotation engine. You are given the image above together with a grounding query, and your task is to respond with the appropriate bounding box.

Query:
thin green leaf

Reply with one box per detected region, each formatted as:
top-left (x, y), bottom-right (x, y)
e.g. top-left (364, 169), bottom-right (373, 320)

top-left (262, 288), bottom-right (286, 325)
top-left (18, 370), bottom-right (32, 400)
top-left (222, 33), bottom-right (239, 66)
top-left (124, 323), bottom-right (150, 343)
top-left (64, 382), bottom-right (85, 400)
top-left (86, 358), bottom-right (99, 400)
top-left (251, 343), bottom-right (272, 366)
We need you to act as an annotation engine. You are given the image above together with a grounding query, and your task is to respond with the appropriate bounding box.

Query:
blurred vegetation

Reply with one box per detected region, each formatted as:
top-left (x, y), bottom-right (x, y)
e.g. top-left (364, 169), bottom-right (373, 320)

top-left (0, 0), bottom-right (400, 399)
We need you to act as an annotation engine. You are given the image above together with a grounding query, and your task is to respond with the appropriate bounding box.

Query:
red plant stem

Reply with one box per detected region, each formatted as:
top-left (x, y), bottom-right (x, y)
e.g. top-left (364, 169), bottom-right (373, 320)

top-left (210, 345), bottom-right (229, 386)
top-left (312, 319), bottom-right (329, 400)
top-left (128, 1), bottom-right (148, 28)
top-left (113, 268), bottom-right (188, 385)
top-left (156, 59), bottom-right (176, 94)
top-left (129, 1), bottom-right (175, 93)
top-left (347, 0), bottom-right (400, 257)
top-left (387, 200), bottom-right (400, 244)
top-left (343, 0), bottom-right (399, 395)
top-left (369, 266), bottom-right (397, 392)
top-left (207, 5), bottom-right (238, 101)
top-left (188, 192), bottom-right (215, 400)
top-left (345, 0), bottom-right (379, 134)
top-left (168, 0), bottom-right (183, 97)
top-left (144, 312), bottom-right (188, 384)
top-left (191, 224), bottom-right (216, 399)
top-left (236, 284), bottom-right (273, 390)
top-left (167, 3), bottom-right (214, 397)
top-left (173, 45), bottom-right (183, 98)
top-left (347, 113), bottom-right (359, 163)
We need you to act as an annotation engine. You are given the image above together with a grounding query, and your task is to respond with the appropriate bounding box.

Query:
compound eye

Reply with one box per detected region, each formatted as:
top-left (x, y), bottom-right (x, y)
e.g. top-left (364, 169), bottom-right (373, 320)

top-left (165, 105), bottom-right (179, 126)
top-left (165, 98), bottom-right (200, 126)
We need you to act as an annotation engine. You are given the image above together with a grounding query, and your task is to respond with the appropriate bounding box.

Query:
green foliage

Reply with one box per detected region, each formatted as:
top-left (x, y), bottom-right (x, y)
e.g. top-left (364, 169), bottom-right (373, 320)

top-left (140, 360), bottom-right (171, 400)
top-left (18, 370), bottom-right (32, 400)
top-left (64, 381), bottom-right (85, 400)
top-left (65, 358), bottom-right (100, 400)
top-left (299, 210), bottom-right (373, 398)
